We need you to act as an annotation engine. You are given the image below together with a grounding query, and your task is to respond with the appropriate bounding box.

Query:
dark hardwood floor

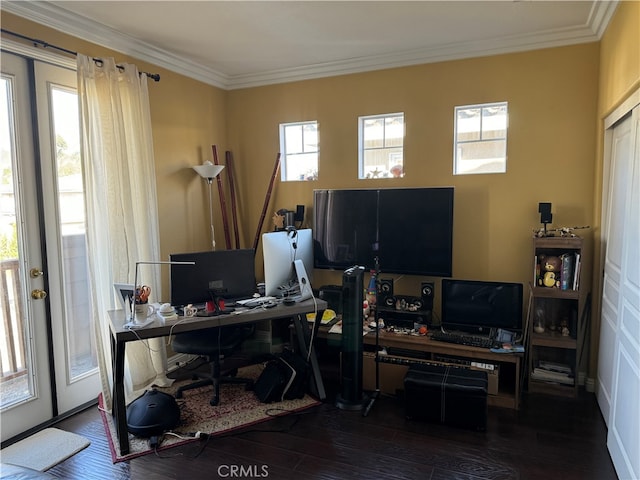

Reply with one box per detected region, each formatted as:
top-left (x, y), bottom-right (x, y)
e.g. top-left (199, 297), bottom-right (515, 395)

top-left (46, 376), bottom-right (617, 480)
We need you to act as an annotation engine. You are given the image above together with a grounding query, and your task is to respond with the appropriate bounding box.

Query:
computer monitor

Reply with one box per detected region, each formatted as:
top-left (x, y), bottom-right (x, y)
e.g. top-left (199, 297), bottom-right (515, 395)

top-left (262, 229), bottom-right (313, 298)
top-left (169, 249), bottom-right (256, 307)
top-left (441, 279), bottom-right (524, 335)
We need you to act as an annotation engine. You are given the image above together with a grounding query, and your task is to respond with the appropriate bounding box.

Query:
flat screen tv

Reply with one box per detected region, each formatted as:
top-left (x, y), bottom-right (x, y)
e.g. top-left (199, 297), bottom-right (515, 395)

top-left (441, 279), bottom-right (524, 335)
top-left (313, 187), bottom-right (454, 276)
top-left (169, 249), bottom-right (256, 307)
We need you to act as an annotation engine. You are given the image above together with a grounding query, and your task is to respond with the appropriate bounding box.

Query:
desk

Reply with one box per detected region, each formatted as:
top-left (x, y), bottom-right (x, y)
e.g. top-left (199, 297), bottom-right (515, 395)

top-left (108, 299), bottom-right (326, 455)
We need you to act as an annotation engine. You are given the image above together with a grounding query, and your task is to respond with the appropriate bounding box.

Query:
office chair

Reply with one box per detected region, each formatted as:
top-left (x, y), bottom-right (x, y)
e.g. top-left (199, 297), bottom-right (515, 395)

top-left (171, 325), bottom-right (255, 406)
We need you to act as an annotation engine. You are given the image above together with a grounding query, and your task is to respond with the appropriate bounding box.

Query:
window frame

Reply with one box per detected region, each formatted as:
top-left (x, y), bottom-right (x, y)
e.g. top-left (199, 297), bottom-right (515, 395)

top-left (279, 120), bottom-right (319, 182)
top-left (358, 112), bottom-right (405, 179)
top-left (453, 101), bottom-right (508, 175)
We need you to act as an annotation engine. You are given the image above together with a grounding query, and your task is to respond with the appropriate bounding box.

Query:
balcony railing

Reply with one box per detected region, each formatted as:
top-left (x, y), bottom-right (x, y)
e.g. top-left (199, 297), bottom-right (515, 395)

top-left (0, 258), bottom-right (26, 380)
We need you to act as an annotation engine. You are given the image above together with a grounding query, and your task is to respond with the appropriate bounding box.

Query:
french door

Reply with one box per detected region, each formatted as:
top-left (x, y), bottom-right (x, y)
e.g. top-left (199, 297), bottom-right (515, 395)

top-left (1, 50), bottom-right (100, 442)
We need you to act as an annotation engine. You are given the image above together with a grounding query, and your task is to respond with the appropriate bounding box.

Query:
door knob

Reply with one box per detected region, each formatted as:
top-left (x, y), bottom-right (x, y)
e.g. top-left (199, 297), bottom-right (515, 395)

top-left (31, 289), bottom-right (48, 300)
top-left (30, 268), bottom-right (44, 278)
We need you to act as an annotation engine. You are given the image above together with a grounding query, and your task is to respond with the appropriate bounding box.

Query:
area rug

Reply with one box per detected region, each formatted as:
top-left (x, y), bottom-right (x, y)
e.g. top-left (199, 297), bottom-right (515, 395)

top-left (100, 363), bottom-right (321, 463)
top-left (0, 427), bottom-right (90, 471)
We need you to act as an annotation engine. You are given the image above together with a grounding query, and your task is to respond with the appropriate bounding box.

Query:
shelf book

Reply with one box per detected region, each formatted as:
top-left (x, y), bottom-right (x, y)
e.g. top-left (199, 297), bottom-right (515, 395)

top-left (530, 360), bottom-right (574, 386)
top-left (560, 252), bottom-right (580, 290)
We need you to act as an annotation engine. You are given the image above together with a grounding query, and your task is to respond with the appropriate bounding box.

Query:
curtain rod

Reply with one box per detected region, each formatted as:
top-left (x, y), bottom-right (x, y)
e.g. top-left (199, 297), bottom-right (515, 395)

top-left (1, 28), bottom-right (161, 82)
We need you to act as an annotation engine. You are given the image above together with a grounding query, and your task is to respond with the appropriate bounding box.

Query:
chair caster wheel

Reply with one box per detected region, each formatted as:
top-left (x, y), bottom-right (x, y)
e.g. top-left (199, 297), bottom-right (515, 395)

top-left (210, 397), bottom-right (219, 406)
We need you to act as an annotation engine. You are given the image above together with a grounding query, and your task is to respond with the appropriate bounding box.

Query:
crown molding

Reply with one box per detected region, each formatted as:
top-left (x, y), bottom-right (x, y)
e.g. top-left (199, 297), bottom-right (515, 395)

top-left (588, 0), bottom-right (620, 38)
top-left (2, 1), bottom-right (231, 88)
top-left (2, 0), bottom-right (618, 91)
top-left (227, 24), bottom-right (602, 90)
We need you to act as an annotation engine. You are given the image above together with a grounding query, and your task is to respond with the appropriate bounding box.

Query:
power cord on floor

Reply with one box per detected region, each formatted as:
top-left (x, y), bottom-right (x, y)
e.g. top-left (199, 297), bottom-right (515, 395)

top-left (149, 405), bottom-right (321, 460)
top-left (148, 435), bottom-right (160, 450)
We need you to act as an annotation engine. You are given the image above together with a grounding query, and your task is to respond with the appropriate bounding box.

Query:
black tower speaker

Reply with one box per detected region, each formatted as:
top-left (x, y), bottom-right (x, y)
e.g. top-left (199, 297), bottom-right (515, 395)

top-left (421, 282), bottom-right (435, 312)
top-left (336, 266), bottom-right (366, 411)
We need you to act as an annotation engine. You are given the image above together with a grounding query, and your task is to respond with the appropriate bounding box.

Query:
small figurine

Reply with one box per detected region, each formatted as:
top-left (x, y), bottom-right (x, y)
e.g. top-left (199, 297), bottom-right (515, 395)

top-left (363, 300), bottom-right (371, 319)
top-left (538, 255), bottom-right (561, 288)
top-left (272, 211), bottom-right (285, 230)
top-left (533, 225), bottom-right (590, 238)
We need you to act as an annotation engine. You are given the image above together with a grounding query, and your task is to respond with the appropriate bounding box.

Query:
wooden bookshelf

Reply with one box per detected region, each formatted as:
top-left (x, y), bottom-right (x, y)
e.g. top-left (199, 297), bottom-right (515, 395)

top-left (528, 235), bottom-right (589, 397)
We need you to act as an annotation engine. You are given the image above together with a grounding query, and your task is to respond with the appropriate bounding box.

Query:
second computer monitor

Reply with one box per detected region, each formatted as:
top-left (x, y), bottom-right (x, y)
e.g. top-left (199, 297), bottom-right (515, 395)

top-left (262, 229), bottom-right (313, 298)
top-left (169, 248), bottom-right (256, 307)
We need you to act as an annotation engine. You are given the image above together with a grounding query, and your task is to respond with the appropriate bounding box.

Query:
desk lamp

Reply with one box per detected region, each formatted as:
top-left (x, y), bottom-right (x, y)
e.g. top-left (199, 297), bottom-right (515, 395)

top-left (193, 161), bottom-right (225, 250)
top-left (131, 260), bottom-right (195, 323)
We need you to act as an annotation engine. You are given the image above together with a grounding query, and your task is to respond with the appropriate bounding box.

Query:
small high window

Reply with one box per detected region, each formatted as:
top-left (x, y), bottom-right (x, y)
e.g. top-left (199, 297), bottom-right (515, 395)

top-left (358, 113), bottom-right (404, 179)
top-left (454, 102), bottom-right (508, 175)
top-left (279, 121), bottom-right (318, 181)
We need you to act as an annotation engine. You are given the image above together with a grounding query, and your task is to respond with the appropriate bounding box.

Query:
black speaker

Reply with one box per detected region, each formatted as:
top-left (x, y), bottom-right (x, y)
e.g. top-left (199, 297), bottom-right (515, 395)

top-left (379, 278), bottom-right (394, 307)
top-left (421, 282), bottom-right (435, 312)
top-left (538, 202), bottom-right (552, 224)
top-left (336, 266), bottom-right (366, 411)
top-left (319, 285), bottom-right (343, 314)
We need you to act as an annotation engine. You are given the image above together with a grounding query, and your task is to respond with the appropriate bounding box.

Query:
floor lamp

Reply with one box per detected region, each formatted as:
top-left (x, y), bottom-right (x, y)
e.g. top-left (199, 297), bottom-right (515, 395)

top-left (193, 161), bottom-right (225, 250)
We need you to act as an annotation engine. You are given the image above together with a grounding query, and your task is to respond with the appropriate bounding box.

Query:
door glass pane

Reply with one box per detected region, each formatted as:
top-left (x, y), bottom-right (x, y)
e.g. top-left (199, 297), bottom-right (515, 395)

top-left (50, 86), bottom-right (98, 381)
top-left (0, 75), bottom-right (33, 408)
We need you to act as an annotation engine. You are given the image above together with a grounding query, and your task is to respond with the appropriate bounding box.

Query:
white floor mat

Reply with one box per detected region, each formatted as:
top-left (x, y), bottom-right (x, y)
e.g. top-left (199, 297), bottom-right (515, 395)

top-left (1, 427), bottom-right (90, 471)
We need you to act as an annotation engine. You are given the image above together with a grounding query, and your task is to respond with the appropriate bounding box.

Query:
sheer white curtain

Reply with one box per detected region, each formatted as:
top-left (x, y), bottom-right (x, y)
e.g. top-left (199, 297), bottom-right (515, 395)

top-left (77, 54), bottom-right (172, 411)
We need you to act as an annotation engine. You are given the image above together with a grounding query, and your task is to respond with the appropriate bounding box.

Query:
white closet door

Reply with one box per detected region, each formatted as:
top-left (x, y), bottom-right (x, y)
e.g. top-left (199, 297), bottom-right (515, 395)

top-left (598, 94), bottom-right (640, 480)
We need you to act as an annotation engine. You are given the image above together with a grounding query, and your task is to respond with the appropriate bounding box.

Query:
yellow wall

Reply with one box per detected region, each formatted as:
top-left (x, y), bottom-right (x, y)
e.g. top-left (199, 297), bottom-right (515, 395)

top-left (227, 44), bottom-right (600, 306)
top-left (598, 1), bottom-right (640, 116)
top-left (7, 7), bottom-right (635, 327)
top-left (589, 0), bottom-right (640, 377)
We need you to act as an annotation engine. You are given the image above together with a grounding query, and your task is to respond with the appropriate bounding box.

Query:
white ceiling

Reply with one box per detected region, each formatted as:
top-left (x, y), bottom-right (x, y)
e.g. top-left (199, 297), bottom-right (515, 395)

top-left (3, 1), bottom-right (618, 90)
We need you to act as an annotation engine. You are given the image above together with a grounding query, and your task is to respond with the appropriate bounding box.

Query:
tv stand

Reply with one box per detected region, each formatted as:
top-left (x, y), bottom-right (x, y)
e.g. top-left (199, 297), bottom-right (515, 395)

top-left (319, 327), bottom-right (522, 410)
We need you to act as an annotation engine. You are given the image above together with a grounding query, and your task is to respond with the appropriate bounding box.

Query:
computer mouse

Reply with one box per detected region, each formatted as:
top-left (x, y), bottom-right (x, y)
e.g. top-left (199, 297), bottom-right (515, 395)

top-left (283, 298), bottom-right (295, 306)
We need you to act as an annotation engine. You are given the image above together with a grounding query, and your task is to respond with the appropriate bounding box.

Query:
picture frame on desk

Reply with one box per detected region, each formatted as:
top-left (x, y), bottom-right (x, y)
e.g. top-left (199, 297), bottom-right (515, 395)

top-left (113, 283), bottom-right (134, 312)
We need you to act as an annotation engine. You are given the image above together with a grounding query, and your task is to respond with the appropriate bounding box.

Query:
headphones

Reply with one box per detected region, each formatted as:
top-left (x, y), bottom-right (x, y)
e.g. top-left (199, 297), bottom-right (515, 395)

top-left (287, 227), bottom-right (298, 249)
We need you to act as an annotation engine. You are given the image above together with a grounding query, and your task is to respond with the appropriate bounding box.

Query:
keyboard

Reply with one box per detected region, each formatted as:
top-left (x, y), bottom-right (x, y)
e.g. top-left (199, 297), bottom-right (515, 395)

top-left (235, 296), bottom-right (277, 307)
top-left (430, 331), bottom-right (500, 349)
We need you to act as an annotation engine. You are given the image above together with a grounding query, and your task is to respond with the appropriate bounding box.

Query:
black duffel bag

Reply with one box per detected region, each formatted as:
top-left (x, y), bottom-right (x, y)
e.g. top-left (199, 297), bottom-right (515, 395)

top-left (254, 349), bottom-right (310, 403)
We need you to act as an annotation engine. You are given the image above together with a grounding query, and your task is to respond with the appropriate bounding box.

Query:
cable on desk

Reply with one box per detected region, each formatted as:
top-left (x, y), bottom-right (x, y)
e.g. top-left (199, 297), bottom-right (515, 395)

top-left (123, 325), bottom-right (161, 354)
